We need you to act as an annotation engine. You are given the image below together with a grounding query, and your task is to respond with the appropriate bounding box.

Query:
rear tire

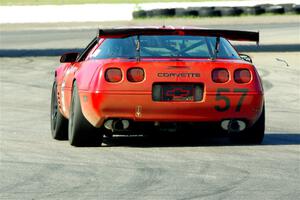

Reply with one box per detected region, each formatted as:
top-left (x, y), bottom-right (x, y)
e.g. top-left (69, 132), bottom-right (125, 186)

top-left (230, 106), bottom-right (265, 144)
top-left (50, 81), bottom-right (68, 140)
top-left (68, 82), bottom-right (103, 147)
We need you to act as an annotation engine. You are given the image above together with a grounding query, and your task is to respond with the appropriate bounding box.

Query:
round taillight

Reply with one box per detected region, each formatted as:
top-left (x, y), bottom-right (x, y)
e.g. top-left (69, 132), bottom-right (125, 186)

top-left (234, 69), bottom-right (251, 83)
top-left (127, 68), bottom-right (144, 82)
top-left (212, 69), bottom-right (229, 83)
top-left (105, 68), bottom-right (122, 82)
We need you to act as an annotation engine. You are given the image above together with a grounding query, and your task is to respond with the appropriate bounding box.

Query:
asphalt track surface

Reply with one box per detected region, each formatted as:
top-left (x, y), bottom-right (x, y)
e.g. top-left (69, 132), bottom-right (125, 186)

top-left (1, 52), bottom-right (300, 199)
top-left (1, 17), bottom-right (300, 199)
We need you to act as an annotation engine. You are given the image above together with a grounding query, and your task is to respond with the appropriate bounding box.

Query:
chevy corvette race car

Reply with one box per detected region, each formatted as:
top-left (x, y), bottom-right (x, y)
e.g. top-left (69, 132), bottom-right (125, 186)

top-left (50, 26), bottom-right (265, 146)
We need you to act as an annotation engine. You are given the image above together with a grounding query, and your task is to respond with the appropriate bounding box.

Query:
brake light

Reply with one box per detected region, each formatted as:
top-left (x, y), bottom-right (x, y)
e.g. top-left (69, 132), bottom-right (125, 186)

top-left (105, 68), bottom-right (122, 82)
top-left (127, 68), bottom-right (145, 82)
top-left (212, 69), bottom-right (229, 83)
top-left (234, 69), bottom-right (251, 83)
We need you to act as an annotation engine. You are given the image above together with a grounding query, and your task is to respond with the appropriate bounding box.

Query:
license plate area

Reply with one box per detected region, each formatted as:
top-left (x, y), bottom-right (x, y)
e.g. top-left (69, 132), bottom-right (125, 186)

top-left (152, 83), bottom-right (203, 102)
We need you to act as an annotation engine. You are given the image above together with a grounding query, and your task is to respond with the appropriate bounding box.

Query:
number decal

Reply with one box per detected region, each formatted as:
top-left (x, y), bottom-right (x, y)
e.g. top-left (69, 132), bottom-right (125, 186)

top-left (234, 88), bottom-right (248, 112)
top-left (215, 88), bottom-right (230, 112)
top-left (215, 88), bottom-right (248, 112)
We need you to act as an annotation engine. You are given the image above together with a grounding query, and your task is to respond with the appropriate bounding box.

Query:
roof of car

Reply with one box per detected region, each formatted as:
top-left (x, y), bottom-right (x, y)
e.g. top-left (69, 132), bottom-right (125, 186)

top-left (98, 26), bottom-right (259, 43)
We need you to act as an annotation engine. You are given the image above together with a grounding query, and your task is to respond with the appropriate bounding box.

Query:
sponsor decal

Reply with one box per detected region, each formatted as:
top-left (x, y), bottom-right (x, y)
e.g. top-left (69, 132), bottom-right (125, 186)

top-left (157, 72), bottom-right (200, 78)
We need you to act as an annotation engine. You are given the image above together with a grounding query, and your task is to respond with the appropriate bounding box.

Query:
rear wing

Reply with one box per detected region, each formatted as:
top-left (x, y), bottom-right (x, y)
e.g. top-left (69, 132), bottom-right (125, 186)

top-left (98, 27), bottom-right (259, 43)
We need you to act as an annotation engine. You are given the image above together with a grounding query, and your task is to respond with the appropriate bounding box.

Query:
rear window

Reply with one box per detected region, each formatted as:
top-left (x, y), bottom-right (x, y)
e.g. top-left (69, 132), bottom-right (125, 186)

top-left (91, 35), bottom-right (239, 59)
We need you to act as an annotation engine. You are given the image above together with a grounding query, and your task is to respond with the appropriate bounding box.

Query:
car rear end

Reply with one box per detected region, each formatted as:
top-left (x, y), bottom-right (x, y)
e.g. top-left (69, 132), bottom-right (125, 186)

top-left (78, 28), bottom-right (264, 134)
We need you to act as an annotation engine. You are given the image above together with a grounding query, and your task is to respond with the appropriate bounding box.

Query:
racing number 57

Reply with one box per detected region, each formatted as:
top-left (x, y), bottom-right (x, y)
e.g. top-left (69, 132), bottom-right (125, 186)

top-left (214, 88), bottom-right (248, 112)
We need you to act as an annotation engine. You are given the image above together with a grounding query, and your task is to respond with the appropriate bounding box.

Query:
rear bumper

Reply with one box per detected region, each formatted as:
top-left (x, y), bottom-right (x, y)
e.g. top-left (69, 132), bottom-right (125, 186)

top-left (79, 90), bottom-right (264, 128)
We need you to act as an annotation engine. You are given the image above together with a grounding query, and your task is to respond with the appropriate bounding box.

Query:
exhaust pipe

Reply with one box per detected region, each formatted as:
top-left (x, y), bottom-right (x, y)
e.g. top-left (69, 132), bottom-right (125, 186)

top-left (104, 120), bottom-right (113, 130)
top-left (221, 119), bottom-right (246, 132)
top-left (104, 119), bottom-right (129, 131)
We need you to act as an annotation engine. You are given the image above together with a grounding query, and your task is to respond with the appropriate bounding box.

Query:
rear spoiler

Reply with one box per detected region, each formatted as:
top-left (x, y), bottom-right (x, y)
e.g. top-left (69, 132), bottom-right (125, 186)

top-left (98, 27), bottom-right (259, 43)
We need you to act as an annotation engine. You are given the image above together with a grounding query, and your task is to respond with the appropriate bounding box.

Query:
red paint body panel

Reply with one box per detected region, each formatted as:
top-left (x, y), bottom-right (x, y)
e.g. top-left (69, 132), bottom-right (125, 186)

top-left (80, 90), bottom-right (263, 127)
top-left (73, 58), bottom-right (263, 127)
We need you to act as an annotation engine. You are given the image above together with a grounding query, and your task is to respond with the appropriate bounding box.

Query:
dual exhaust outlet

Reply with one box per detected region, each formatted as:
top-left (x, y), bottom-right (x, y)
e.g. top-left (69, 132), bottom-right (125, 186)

top-left (104, 119), bottom-right (246, 133)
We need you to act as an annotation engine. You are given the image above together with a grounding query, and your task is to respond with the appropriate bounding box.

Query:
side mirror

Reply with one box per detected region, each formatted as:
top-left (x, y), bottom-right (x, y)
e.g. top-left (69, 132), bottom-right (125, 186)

top-left (239, 54), bottom-right (252, 63)
top-left (60, 52), bottom-right (79, 63)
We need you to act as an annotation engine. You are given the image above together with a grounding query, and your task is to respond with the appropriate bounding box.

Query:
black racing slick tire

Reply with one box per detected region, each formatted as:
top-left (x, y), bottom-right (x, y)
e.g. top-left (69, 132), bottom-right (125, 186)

top-left (68, 82), bottom-right (103, 147)
top-left (230, 105), bottom-right (265, 145)
top-left (50, 81), bottom-right (68, 140)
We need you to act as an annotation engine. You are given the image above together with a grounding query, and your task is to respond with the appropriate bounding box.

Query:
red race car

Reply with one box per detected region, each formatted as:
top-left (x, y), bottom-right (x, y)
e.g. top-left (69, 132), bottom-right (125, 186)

top-left (50, 26), bottom-right (264, 146)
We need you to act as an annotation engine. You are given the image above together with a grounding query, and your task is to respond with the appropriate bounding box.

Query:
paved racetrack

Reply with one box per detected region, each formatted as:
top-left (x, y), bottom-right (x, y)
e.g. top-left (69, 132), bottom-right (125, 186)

top-left (0, 16), bottom-right (300, 199)
top-left (1, 53), bottom-right (299, 200)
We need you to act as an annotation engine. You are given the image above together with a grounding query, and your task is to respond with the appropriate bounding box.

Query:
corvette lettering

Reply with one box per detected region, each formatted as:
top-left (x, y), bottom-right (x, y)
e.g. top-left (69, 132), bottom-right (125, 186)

top-left (157, 73), bottom-right (200, 78)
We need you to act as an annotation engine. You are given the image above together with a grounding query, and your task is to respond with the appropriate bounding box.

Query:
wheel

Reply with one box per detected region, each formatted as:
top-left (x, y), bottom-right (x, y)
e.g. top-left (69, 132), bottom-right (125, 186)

top-left (230, 105), bottom-right (265, 144)
top-left (68, 82), bottom-right (103, 147)
top-left (50, 81), bottom-right (68, 140)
